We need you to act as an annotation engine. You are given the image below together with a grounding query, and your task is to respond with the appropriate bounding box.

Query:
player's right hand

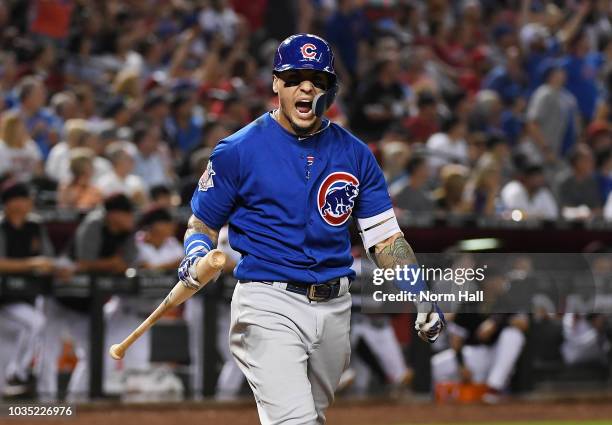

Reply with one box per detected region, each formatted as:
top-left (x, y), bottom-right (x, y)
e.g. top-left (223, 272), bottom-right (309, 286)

top-left (178, 251), bottom-right (206, 290)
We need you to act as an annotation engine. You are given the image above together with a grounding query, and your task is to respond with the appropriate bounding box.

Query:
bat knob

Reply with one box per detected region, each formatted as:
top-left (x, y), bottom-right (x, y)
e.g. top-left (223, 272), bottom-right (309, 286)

top-left (109, 344), bottom-right (124, 360)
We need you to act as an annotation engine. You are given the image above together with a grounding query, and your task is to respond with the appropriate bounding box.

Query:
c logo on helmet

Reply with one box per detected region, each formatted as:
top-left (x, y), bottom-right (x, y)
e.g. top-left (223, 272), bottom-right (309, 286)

top-left (300, 43), bottom-right (317, 60)
top-left (318, 172), bottom-right (360, 226)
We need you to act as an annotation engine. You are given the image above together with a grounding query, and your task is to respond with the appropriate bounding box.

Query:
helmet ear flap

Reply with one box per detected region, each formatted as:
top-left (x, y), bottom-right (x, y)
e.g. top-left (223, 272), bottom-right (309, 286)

top-left (312, 83), bottom-right (338, 118)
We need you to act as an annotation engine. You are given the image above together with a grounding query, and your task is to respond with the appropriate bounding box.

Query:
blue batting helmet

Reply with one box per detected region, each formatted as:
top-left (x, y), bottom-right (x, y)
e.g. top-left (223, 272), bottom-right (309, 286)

top-left (273, 34), bottom-right (338, 117)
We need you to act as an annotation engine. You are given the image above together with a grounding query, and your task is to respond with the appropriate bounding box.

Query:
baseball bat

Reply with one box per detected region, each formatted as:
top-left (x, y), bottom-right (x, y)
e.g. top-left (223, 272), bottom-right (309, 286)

top-left (109, 249), bottom-right (226, 360)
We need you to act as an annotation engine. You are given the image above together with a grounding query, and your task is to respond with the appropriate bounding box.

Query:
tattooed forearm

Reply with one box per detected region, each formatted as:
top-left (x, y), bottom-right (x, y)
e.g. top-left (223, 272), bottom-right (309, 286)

top-left (185, 215), bottom-right (219, 246)
top-left (373, 232), bottom-right (418, 269)
top-left (374, 232), bottom-right (435, 313)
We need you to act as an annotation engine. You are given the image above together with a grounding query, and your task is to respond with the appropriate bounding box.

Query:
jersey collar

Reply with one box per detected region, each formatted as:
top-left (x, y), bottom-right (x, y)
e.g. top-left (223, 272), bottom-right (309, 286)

top-left (268, 110), bottom-right (331, 141)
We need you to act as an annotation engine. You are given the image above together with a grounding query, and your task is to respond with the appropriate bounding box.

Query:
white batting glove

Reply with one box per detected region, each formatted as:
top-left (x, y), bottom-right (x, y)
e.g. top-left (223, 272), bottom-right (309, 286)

top-left (415, 302), bottom-right (446, 343)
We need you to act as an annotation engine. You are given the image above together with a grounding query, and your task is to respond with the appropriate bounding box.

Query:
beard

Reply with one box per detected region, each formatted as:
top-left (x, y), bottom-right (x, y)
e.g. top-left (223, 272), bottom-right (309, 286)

top-left (279, 99), bottom-right (320, 136)
top-left (288, 115), bottom-right (319, 135)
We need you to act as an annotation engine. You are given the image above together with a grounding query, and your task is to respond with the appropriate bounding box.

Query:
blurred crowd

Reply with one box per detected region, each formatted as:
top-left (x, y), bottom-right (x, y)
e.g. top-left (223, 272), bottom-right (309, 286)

top-left (0, 0), bottom-right (610, 221)
top-left (1, 0), bottom-right (612, 403)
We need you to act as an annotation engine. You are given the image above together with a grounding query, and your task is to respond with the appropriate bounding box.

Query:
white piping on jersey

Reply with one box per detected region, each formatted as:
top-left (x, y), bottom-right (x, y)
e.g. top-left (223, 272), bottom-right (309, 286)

top-left (297, 119), bottom-right (331, 141)
top-left (270, 110), bottom-right (331, 141)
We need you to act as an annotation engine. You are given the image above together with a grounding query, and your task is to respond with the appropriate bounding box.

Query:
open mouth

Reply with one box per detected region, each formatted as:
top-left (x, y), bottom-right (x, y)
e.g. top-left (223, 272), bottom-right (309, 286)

top-left (295, 100), bottom-right (313, 117)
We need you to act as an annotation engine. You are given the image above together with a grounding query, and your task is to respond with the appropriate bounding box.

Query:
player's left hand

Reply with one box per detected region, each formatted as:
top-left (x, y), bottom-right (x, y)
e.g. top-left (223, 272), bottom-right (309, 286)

top-left (415, 302), bottom-right (445, 343)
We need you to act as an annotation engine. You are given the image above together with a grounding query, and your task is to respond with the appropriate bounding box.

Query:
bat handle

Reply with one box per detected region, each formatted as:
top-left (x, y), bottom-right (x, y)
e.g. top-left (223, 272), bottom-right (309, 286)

top-left (108, 249), bottom-right (226, 361)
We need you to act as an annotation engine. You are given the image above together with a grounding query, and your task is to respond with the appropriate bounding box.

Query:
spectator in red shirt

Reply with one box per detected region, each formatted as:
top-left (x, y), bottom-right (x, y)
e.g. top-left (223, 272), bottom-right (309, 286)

top-left (29, 0), bottom-right (75, 42)
top-left (403, 91), bottom-right (440, 145)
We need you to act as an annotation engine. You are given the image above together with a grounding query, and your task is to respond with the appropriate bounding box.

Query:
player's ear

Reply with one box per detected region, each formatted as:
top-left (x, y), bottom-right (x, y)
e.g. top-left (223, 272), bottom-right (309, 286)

top-left (272, 75), bottom-right (279, 94)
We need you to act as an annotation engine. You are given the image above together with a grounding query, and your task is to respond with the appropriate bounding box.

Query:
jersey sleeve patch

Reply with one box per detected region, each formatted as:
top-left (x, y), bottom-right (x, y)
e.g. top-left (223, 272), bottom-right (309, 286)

top-left (198, 161), bottom-right (216, 192)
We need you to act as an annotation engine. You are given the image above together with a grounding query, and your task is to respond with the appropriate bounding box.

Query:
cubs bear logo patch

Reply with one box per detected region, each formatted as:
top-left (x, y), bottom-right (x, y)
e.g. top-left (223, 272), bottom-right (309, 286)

top-left (198, 161), bottom-right (215, 191)
top-left (317, 172), bottom-right (359, 226)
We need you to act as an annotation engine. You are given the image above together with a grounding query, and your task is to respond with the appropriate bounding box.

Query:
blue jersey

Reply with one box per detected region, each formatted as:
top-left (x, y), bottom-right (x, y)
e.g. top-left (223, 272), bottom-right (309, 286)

top-left (191, 112), bottom-right (392, 284)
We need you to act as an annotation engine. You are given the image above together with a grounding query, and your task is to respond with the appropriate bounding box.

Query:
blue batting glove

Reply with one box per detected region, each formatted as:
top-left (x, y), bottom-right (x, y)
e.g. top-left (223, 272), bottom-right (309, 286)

top-left (178, 251), bottom-right (207, 290)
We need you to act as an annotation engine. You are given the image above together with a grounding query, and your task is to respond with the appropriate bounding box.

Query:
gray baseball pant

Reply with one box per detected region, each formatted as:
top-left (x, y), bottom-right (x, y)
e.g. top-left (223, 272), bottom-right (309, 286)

top-left (229, 281), bottom-right (351, 425)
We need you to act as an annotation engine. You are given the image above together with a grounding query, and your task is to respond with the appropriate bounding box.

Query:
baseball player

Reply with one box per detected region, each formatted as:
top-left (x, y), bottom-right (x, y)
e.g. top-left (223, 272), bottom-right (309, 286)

top-left (37, 194), bottom-right (137, 401)
top-left (178, 34), bottom-right (444, 424)
top-left (0, 182), bottom-right (52, 397)
top-left (431, 311), bottom-right (528, 402)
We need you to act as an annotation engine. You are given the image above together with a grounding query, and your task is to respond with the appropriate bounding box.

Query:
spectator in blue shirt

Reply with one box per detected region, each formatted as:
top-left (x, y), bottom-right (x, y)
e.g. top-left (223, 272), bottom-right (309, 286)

top-left (163, 91), bottom-right (205, 154)
top-left (16, 76), bottom-right (62, 159)
top-left (483, 47), bottom-right (528, 146)
top-left (325, 0), bottom-right (371, 85)
top-left (561, 30), bottom-right (601, 122)
top-left (483, 47), bottom-right (527, 107)
top-left (521, 23), bottom-right (560, 96)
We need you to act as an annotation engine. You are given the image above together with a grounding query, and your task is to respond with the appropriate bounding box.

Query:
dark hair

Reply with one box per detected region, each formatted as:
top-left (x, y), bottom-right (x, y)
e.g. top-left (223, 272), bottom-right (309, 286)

top-left (514, 153), bottom-right (543, 176)
top-left (170, 91), bottom-right (193, 111)
top-left (224, 94), bottom-right (241, 109)
top-left (443, 89), bottom-right (467, 111)
top-left (417, 90), bottom-right (436, 108)
top-left (138, 206), bottom-right (173, 228)
top-left (104, 193), bottom-right (133, 212)
top-left (231, 58), bottom-right (251, 79)
top-left (373, 58), bottom-right (393, 76)
top-left (102, 97), bottom-right (127, 119)
top-left (595, 148), bottom-right (611, 169)
top-left (132, 123), bottom-right (152, 145)
top-left (537, 58), bottom-right (563, 83)
top-left (1, 180), bottom-right (30, 203)
top-left (568, 144), bottom-right (592, 167)
top-left (143, 92), bottom-right (167, 111)
top-left (597, 34), bottom-right (611, 53)
top-left (150, 184), bottom-right (171, 200)
top-left (523, 163), bottom-right (544, 177)
top-left (135, 36), bottom-right (158, 57)
top-left (67, 34), bottom-right (89, 55)
top-left (441, 114), bottom-right (461, 133)
top-left (383, 122), bottom-right (411, 142)
top-left (486, 133), bottom-right (508, 150)
top-left (406, 155), bottom-right (426, 174)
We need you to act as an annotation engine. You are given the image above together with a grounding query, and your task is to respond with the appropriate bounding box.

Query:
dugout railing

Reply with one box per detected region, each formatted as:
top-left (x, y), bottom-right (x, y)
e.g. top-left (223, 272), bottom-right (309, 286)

top-left (0, 271), bottom-right (221, 399)
top-left (1, 212), bottom-right (612, 399)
